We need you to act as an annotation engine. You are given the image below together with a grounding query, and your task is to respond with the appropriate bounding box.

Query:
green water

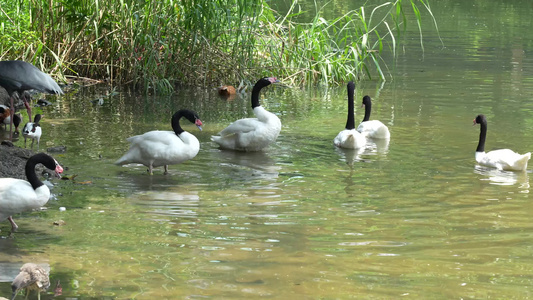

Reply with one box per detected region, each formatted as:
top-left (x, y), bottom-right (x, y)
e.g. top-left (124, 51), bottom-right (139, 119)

top-left (3, 0), bottom-right (533, 299)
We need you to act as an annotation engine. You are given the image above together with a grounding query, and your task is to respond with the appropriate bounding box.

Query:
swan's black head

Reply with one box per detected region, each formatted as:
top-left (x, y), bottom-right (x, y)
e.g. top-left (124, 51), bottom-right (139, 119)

top-left (255, 77), bottom-right (279, 89)
top-left (173, 109), bottom-right (203, 133)
top-left (474, 114), bottom-right (486, 126)
top-left (346, 81), bottom-right (355, 105)
top-left (251, 77), bottom-right (279, 109)
top-left (347, 81), bottom-right (355, 91)
top-left (34, 114), bottom-right (42, 124)
top-left (30, 153), bottom-right (63, 177)
top-left (362, 95), bottom-right (372, 106)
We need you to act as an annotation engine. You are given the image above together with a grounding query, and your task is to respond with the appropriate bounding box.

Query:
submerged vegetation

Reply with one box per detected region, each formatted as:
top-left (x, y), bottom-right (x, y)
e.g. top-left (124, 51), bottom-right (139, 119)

top-left (0, 0), bottom-right (437, 92)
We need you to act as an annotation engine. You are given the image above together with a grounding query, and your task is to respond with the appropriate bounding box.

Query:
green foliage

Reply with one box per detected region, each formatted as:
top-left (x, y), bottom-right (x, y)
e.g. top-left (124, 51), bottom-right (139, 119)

top-left (0, 0), bottom-right (436, 92)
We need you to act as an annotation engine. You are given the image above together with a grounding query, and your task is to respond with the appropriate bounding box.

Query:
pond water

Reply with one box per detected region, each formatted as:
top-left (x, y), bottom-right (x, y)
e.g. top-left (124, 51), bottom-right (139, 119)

top-left (3, 0), bottom-right (533, 299)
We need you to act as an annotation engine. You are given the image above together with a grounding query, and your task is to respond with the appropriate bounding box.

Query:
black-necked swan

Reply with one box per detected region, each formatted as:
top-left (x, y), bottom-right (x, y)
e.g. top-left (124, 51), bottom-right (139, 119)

top-left (473, 114), bottom-right (531, 171)
top-left (334, 81), bottom-right (366, 149)
top-left (115, 109), bottom-right (203, 175)
top-left (0, 153), bottom-right (63, 232)
top-left (211, 77), bottom-right (281, 151)
top-left (357, 95), bottom-right (390, 139)
top-left (22, 114), bottom-right (42, 149)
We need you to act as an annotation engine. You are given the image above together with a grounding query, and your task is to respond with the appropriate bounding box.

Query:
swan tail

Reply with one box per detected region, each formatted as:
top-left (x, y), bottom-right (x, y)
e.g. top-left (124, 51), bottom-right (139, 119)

top-left (114, 155), bottom-right (129, 166)
top-left (335, 133), bottom-right (365, 149)
top-left (513, 152), bottom-right (531, 171)
top-left (345, 134), bottom-right (356, 144)
top-left (114, 148), bottom-right (139, 166)
top-left (376, 127), bottom-right (391, 139)
top-left (211, 134), bottom-right (238, 150)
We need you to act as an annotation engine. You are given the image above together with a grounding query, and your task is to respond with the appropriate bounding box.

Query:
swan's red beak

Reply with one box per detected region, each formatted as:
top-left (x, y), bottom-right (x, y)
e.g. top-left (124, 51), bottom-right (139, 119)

top-left (472, 119), bottom-right (477, 126)
top-left (55, 162), bottom-right (64, 178)
top-left (268, 77), bottom-right (280, 84)
top-left (195, 119), bottom-right (203, 131)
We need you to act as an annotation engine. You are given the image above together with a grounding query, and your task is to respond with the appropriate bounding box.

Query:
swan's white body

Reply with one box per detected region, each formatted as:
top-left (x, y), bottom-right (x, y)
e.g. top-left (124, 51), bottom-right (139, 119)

top-left (212, 106), bottom-right (281, 151)
top-left (357, 120), bottom-right (390, 139)
top-left (0, 179), bottom-right (50, 222)
top-left (115, 130), bottom-right (200, 172)
top-left (476, 150), bottom-right (531, 171)
top-left (334, 129), bottom-right (366, 149)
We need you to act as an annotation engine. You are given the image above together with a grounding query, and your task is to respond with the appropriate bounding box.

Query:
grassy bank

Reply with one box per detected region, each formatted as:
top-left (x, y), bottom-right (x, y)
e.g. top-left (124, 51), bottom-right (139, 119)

top-left (0, 0), bottom-right (437, 92)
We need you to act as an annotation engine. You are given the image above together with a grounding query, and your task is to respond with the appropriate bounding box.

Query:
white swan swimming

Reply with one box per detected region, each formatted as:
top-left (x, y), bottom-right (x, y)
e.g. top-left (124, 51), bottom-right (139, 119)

top-left (357, 95), bottom-right (390, 139)
top-left (211, 77), bottom-right (281, 151)
top-left (334, 81), bottom-right (366, 149)
top-left (473, 114), bottom-right (530, 171)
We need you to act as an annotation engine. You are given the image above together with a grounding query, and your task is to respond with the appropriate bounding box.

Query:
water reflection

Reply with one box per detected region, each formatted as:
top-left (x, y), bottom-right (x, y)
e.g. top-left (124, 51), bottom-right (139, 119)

top-left (334, 138), bottom-right (389, 165)
top-left (129, 188), bottom-right (200, 220)
top-left (364, 138), bottom-right (390, 155)
top-left (474, 165), bottom-right (530, 189)
top-left (207, 149), bottom-right (280, 182)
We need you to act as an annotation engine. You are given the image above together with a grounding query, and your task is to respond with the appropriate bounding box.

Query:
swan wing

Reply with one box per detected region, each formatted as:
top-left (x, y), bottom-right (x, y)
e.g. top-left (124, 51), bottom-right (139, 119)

top-left (334, 129), bottom-right (366, 149)
top-left (127, 131), bottom-right (177, 146)
top-left (212, 116), bottom-right (281, 151)
top-left (116, 131), bottom-right (190, 166)
top-left (357, 120), bottom-right (390, 139)
top-left (476, 149), bottom-right (531, 171)
top-left (217, 118), bottom-right (261, 136)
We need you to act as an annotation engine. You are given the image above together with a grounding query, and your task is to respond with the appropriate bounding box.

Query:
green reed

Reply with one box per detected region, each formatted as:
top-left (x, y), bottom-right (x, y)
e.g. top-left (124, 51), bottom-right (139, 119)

top-left (0, 0), bottom-right (436, 92)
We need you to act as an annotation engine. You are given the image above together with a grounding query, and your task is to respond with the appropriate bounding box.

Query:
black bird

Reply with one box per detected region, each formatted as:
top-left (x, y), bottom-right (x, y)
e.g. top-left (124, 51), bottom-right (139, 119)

top-left (0, 61), bottom-right (62, 137)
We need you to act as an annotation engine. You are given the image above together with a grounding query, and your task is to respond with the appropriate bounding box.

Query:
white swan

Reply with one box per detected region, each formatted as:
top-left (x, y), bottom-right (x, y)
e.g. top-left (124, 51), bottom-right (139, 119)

top-left (357, 95), bottom-right (390, 139)
top-left (211, 77), bottom-right (281, 151)
top-left (334, 81), bottom-right (366, 149)
top-left (22, 114), bottom-right (42, 149)
top-left (474, 114), bottom-right (530, 171)
top-left (0, 153), bottom-right (63, 232)
top-left (115, 109), bottom-right (203, 175)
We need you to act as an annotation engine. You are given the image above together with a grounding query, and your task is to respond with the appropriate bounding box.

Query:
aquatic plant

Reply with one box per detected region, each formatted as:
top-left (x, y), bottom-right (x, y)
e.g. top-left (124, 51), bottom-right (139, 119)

top-left (0, 0), bottom-right (437, 92)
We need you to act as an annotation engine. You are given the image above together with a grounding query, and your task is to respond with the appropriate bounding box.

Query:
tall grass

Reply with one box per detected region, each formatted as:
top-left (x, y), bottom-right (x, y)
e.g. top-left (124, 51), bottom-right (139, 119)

top-left (0, 0), bottom-right (437, 92)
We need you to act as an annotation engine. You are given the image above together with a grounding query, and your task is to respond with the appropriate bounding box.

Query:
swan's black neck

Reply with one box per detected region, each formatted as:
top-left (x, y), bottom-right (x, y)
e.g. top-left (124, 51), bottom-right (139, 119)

top-left (362, 96), bottom-right (371, 122)
top-left (345, 82), bottom-right (356, 130)
top-left (251, 78), bottom-right (274, 109)
top-left (251, 84), bottom-right (264, 109)
top-left (171, 109), bottom-right (199, 135)
top-left (34, 114), bottom-right (42, 124)
top-left (25, 153), bottom-right (55, 190)
top-left (476, 116), bottom-right (487, 152)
